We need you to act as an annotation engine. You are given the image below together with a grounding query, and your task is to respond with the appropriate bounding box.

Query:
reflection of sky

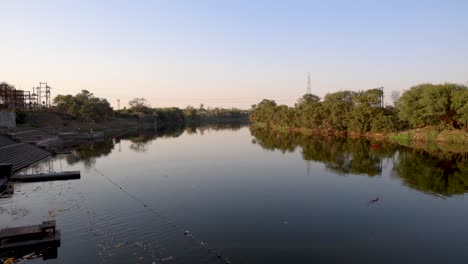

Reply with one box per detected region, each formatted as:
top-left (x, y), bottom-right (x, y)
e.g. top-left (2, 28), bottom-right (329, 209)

top-left (5, 127), bottom-right (468, 263)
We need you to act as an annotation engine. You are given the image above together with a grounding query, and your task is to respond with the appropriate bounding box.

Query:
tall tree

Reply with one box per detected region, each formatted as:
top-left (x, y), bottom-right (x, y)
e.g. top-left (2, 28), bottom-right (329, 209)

top-left (397, 83), bottom-right (468, 128)
top-left (128, 98), bottom-right (151, 113)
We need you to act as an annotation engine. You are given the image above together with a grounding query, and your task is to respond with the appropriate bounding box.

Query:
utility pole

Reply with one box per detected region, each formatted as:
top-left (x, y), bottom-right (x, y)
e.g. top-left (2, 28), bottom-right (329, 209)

top-left (117, 99), bottom-right (120, 111)
top-left (380, 86), bottom-right (384, 108)
top-left (307, 72), bottom-right (311, 95)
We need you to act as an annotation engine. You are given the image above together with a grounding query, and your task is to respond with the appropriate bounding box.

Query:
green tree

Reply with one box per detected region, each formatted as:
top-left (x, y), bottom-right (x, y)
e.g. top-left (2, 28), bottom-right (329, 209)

top-left (128, 98), bottom-right (152, 113)
top-left (397, 83), bottom-right (468, 128)
top-left (249, 99), bottom-right (277, 124)
top-left (296, 99), bottom-right (324, 129)
top-left (321, 91), bottom-right (355, 131)
top-left (451, 88), bottom-right (468, 130)
top-left (53, 90), bottom-right (113, 121)
top-left (296, 93), bottom-right (320, 107)
top-left (348, 89), bottom-right (383, 133)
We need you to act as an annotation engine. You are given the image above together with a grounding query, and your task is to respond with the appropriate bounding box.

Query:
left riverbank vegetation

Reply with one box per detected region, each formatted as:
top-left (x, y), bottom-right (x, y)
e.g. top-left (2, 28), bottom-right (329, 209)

top-left (54, 90), bottom-right (113, 121)
top-left (52, 91), bottom-right (248, 127)
top-left (249, 83), bottom-right (468, 144)
top-left (0, 83), bottom-right (249, 130)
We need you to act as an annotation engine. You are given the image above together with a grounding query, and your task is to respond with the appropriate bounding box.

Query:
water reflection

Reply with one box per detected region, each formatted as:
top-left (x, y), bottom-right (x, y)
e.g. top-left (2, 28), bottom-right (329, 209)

top-left (250, 126), bottom-right (468, 196)
top-left (65, 140), bottom-right (114, 167)
top-left (186, 121), bottom-right (245, 135)
top-left (62, 123), bottom-right (245, 167)
top-left (395, 148), bottom-right (468, 196)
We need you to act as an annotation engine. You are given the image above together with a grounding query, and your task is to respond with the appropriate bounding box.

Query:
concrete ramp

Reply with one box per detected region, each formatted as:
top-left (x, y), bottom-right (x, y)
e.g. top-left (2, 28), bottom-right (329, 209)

top-left (0, 143), bottom-right (51, 172)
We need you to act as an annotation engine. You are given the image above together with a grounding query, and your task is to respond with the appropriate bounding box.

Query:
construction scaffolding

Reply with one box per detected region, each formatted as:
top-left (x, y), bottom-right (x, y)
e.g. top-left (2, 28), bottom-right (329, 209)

top-left (0, 82), bottom-right (52, 111)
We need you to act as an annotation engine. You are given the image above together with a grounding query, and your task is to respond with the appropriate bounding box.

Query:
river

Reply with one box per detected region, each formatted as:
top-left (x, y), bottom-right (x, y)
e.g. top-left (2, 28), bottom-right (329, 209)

top-left (1, 125), bottom-right (468, 264)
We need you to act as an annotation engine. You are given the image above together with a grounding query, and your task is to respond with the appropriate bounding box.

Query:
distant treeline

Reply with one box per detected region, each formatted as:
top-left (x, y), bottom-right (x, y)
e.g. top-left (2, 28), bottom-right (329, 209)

top-left (50, 91), bottom-right (249, 125)
top-left (250, 83), bottom-right (468, 134)
top-left (113, 98), bottom-right (249, 125)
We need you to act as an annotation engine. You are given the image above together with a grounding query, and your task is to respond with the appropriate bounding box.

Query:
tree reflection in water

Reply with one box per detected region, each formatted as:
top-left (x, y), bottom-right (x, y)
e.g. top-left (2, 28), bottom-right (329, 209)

top-left (395, 148), bottom-right (468, 196)
top-left (250, 126), bottom-right (468, 196)
top-left (66, 140), bottom-right (114, 167)
top-left (65, 123), bottom-right (245, 166)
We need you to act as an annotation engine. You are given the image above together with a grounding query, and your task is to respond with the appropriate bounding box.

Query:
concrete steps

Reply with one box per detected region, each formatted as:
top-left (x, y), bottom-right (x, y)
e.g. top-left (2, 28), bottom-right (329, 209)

top-left (0, 143), bottom-right (51, 172)
top-left (6, 131), bottom-right (62, 151)
top-left (8, 130), bottom-right (52, 143)
top-left (0, 136), bottom-right (15, 147)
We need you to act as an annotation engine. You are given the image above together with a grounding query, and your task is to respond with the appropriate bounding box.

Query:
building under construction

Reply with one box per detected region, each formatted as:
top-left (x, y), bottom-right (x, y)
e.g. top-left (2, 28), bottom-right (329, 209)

top-left (0, 82), bottom-right (52, 111)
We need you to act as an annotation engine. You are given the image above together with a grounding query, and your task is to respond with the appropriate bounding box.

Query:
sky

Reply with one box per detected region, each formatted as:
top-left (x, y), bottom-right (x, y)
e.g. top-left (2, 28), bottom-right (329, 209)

top-left (1, 0), bottom-right (467, 109)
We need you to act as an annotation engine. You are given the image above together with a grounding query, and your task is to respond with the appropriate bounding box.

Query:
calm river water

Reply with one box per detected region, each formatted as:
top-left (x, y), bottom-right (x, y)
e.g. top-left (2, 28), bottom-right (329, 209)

top-left (1, 125), bottom-right (468, 264)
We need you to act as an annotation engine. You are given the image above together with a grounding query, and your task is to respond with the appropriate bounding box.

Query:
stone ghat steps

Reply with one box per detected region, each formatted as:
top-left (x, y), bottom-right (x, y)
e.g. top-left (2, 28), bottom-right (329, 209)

top-left (0, 143), bottom-right (51, 172)
top-left (8, 130), bottom-right (54, 143)
top-left (0, 136), bottom-right (15, 148)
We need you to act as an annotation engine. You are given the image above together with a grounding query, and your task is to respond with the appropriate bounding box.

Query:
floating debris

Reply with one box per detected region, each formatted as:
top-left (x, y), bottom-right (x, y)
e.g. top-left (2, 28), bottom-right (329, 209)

top-left (0, 206), bottom-right (30, 221)
top-left (114, 243), bottom-right (124, 248)
top-left (3, 257), bottom-right (14, 264)
top-left (368, 197), bottom-right (380, 205)
top-left (161, 256), bottom-right (174, 262)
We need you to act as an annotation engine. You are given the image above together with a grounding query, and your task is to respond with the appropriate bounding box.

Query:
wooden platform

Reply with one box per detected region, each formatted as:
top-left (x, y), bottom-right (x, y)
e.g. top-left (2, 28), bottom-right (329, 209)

top-left (0, 220), bottom-right (60, 251)
top-left (11, 171), bottom-right (80, 182)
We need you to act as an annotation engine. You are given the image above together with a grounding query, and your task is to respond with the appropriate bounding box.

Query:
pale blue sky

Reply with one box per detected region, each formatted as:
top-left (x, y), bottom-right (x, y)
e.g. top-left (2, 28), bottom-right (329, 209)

top-left (1, 0), bottom-right (467, 108)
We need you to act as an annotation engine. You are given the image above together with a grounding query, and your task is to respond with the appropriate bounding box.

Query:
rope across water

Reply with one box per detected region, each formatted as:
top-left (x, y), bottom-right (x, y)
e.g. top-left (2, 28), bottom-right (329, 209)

top-left (90, 166), bottom-right (232, 264)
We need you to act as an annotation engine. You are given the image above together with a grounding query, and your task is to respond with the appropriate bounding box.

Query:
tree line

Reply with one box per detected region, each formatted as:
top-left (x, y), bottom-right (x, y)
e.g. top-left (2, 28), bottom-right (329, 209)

top-left (52, 92), bottom-right (248, 125)
top-left (249, 83), bottom-right (468, 134)
top-left (119, 98), bottom-right (248, 125)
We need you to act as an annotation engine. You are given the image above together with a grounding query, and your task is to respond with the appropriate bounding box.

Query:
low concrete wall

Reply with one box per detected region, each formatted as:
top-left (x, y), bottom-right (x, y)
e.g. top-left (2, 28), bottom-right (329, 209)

top-left (0, 112), bottom-right (16, 128)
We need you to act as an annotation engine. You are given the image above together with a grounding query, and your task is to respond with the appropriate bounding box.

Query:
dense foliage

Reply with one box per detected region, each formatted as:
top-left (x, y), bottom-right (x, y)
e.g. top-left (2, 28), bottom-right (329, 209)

top-left (397, 83), bottom-right (468, 128)
top-left (250, 83), bottom-right (468, 133)
top-left (184, 105), bottom-right (248, 123)
top-left (128, 98), bottom-right (152, 114)
top-left (154, 107), bottom-right (185, 124)
top-left (53, 90), bottom-right (113, 121)
top-left (120, 98), bottom-right (247, 125)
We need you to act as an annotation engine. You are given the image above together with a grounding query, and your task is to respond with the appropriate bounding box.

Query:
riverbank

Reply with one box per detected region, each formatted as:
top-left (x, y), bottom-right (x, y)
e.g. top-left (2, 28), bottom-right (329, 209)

top-left (252, 123), bottom-right (389, 141)
top-left (17, 111), bottom-right (140, 132)
top-left (251, 123), bottom-right (468, 153)
top-left (390, 126), bottom-right (468, 145)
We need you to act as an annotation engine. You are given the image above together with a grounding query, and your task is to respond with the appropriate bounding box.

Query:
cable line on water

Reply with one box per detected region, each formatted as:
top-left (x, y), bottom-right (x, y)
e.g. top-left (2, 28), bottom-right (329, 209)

top-left (90, 165), bottom-right (232, 264)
